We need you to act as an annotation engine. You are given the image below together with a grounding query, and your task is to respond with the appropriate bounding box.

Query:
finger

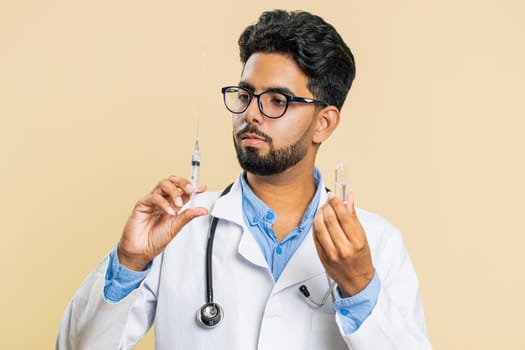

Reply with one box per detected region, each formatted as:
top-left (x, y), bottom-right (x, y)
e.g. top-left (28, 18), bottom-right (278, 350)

top-left (170, 207), bottom-right (209, 233)
top-left (181, 183), bottom-right (208, 197)
top-left (168, 176), bottom-right (208, 195)
top-left (319, 203), bottom-right (352, 251)
top-left (345, 192), bottom-right (356, 214)
top-left (158, 179), bottom-right (184, 208)
top-left (331, 192), bottom-right (367, 247)
top-left (196, 183), bottom-right (207, 193)
top-left (168, 176), bottom-right (193, 195)
top-left (327, 192), bottom-right (349, 218)
top-left (312, 232), bottom-right (330, 264)
top-left (149, 192), bottom-right (176, 216)
top-left (312, 209), bottom-right (336, 258)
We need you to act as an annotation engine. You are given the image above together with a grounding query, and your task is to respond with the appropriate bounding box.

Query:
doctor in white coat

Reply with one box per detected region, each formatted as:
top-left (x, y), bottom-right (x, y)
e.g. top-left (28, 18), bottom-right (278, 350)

top-left (57, 10), bottom-right (432, 350)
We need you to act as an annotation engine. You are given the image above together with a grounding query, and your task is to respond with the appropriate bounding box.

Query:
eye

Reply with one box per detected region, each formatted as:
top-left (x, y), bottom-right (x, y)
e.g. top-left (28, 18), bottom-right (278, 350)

top-left (238, 92), bottom-right (250, 102)
top-left (267, 93), bottom-right (287, 107)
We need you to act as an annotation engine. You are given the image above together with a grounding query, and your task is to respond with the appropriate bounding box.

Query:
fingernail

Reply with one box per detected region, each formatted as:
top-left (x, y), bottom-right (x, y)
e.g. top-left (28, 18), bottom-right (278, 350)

top-left (175, 197), bottom-right (183, 207)
top-left (327, 192), bottom-right (335, 200)
top-left (167, 207), bottom-right (176, 216)
top-left (185, 184), bottom-right (194, 193)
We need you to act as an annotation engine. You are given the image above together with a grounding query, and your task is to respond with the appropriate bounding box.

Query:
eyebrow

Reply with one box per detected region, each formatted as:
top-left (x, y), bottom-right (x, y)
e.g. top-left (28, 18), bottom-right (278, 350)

top-left (238, 81), bottom-right (296, 96)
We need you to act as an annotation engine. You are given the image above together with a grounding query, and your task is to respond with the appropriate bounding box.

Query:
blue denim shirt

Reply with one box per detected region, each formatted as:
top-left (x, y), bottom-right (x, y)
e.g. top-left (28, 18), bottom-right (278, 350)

top-left (239, 169), bottom-right (321, 281)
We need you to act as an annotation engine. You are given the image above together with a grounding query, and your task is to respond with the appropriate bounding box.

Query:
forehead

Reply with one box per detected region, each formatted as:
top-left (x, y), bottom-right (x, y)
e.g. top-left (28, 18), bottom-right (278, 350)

top-left (240, 53), bottom-right (310, 94)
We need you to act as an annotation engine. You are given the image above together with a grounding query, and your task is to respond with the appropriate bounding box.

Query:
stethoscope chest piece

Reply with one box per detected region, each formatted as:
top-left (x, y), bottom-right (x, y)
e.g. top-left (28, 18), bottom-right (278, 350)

top-left (197, 302), bottom-right (224, 328)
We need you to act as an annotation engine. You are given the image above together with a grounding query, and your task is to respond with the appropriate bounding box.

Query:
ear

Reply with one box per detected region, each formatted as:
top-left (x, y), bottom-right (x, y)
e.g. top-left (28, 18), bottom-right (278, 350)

top-left (312, 106), bottom-right (340, 144)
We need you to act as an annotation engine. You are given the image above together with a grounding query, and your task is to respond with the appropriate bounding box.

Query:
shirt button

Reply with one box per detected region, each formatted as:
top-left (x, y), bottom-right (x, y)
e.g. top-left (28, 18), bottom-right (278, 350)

top-left (265, 211), bottom-right (275, 221)
top-left (252, 217), bottom-right (259, 224)
top-left (340, 308), bottom-right (350, 316)
top-left (276, 246), bottom-right (283, 255)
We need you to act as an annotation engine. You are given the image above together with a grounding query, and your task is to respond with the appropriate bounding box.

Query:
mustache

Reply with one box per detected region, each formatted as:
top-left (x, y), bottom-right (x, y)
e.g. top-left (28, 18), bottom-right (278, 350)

top-left (236, 125), bottom-right (272, 142)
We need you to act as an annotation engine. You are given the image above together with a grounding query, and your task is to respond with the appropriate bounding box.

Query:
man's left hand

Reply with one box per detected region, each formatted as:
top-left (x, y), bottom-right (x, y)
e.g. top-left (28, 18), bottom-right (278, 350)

top-left (313, 192), bottom-right (375, 298)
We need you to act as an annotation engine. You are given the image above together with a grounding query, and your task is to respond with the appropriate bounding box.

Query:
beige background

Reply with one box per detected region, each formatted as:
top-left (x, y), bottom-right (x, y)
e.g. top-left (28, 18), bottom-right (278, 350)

top-left (1, 0), bottom-right (524, 349)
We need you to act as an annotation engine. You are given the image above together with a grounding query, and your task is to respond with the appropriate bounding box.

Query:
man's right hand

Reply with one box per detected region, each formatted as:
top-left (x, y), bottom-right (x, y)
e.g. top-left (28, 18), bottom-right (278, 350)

top-left (117, 176), bottom-right (208, 271)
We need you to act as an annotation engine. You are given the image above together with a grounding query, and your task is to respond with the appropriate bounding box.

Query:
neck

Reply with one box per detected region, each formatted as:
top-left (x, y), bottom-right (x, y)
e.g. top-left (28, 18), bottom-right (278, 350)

top-left (245, 160), bottom-right (317, 216)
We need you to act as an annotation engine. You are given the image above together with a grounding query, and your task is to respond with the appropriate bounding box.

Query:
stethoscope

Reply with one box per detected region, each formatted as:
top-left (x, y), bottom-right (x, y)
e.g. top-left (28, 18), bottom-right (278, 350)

top-left (197, 184), bottom-right (335, 329)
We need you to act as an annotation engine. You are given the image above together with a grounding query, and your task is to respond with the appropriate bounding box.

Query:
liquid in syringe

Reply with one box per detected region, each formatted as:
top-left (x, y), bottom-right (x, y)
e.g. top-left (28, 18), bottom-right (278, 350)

top-left (190, 127), bottom-right (200, 208)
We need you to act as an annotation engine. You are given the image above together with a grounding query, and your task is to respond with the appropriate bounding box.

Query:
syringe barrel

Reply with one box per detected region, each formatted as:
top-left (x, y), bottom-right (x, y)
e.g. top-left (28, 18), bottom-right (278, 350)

top-left (190, 143), bottom-right (200, 207)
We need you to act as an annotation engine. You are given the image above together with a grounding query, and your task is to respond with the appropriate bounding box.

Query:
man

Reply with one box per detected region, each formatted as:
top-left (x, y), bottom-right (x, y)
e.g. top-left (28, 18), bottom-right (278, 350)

top-left (57, 10), bottom-right (431, 349)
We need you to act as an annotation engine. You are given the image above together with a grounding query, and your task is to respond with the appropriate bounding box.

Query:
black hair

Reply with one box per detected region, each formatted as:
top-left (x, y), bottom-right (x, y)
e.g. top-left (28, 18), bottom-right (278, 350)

top-left (238, 10), bottom-right (356, 110)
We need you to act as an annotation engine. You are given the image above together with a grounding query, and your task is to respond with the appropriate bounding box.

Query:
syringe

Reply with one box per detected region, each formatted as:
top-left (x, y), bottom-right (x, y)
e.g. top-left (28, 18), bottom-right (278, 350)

top-left (190, 138), bottom-right (200, 207)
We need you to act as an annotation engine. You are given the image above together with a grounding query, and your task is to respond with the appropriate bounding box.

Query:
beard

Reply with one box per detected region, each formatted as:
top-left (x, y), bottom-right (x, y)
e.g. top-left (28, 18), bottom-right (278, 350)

top-left (233, 125), bottom-right (310, 176)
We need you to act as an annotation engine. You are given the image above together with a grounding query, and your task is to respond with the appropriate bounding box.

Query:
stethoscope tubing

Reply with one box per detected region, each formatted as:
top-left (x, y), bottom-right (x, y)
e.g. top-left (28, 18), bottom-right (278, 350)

top-left (198, 183), bottom-right (233, 328)
top-left (205, 216), bottom-right (220, 304)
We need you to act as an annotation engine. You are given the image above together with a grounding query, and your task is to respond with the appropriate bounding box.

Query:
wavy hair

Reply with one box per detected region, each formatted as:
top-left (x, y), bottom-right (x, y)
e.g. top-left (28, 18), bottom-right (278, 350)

top-left (238, 10), bottom-right (356, 110)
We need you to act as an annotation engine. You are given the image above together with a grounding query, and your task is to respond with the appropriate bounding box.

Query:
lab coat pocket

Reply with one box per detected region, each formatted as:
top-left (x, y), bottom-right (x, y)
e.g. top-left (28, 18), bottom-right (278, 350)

top-left (309, 312), bottom-right (347, 350)
top-left (299, 273), bottom-right (333, 312)
top-left (301, 274), bottom-right (347, 349)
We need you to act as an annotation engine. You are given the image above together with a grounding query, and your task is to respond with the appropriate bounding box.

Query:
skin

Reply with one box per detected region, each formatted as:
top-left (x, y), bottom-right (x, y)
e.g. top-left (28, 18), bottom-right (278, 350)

top-left (118, 52), bottom-right (375, 297)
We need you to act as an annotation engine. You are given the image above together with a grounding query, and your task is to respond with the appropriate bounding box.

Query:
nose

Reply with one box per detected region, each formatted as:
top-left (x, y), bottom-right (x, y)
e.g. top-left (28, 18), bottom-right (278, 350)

top-left (243, 95), bottom-right (263, 125)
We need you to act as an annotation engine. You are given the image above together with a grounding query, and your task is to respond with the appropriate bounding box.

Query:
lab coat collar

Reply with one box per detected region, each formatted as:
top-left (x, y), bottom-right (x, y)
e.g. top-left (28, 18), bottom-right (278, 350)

top-left (210, 176), bottom-right (269, 269)
top-left (209, 175), bottom-right (244, 226)
top-left (209, 173), bottom-right (330, 289)
top-left (273, 182), bottom-right (329, 293)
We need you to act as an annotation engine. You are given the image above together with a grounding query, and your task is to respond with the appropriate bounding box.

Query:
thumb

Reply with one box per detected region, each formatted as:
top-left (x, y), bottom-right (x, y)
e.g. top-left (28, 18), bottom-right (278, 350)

top-left (171, 207), bottom-right (209, 233)
top-left (345, 192), bottom-right (356, 214)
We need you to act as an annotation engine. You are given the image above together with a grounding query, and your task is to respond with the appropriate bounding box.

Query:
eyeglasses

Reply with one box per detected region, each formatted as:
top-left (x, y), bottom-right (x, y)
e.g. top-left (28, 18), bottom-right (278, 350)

top-left (221, 86), bottom-right (329, 119)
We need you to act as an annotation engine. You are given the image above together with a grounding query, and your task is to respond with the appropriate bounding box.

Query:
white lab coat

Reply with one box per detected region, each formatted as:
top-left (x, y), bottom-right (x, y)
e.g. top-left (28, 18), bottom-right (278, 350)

top-left (57, 175), bottom-right (432, 349)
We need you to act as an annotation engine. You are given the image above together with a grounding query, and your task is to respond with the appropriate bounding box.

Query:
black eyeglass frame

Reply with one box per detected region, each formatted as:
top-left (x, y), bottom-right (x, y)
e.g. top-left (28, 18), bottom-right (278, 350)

top-left (221, 86), bottom-right (329, 119)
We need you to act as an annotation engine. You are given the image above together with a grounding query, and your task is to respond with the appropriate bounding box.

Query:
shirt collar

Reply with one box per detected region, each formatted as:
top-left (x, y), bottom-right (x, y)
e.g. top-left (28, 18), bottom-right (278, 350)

top-left (240, 168), bottom-right (323, 233)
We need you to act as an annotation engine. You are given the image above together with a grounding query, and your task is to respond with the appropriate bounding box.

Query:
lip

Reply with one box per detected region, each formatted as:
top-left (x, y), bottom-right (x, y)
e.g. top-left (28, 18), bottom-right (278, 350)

top-left (239, 133), bottom-right (266, 147)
